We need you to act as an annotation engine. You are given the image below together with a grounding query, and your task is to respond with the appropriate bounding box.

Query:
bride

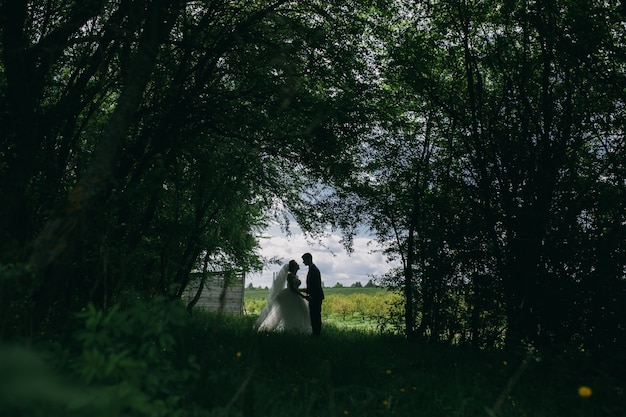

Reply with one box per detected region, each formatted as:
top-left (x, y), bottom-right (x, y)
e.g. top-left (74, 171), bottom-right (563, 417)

top-left (253, 260), bottom-right (312, 334)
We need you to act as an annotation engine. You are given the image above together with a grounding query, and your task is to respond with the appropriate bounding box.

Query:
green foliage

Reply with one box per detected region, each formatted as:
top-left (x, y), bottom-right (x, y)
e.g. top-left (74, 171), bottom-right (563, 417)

top-left (326, 294), bottom-right (357, 318)
top-left (71, 298), bottom-right (200, 417)
top-left (0, 0), bottom-right (624, 358)
top-left (245, 288), bottom-right (405, 333)
top-left (244, 297), bottom-right (267, 316)
top-left (172, 311), bottom-right (626, 417)
top-left (335, 0), bottom-right (626, 350)
top-left (244, 286), bottom-right (386, 301)
top-left (2, 308), bottom-right (624, 417)
top-left (0, 0), bottom-right (381, 337)
top-left (0, 262), bottom-right (41, 337)
top-left (0, 298), bottom-right (201, 417)
top-left (0, 345), bottom-right (111, 417)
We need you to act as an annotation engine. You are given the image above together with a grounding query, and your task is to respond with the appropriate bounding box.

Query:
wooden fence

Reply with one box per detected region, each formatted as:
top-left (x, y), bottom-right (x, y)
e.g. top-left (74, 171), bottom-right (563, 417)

top-left (182, 271), bottom-right (245, 315)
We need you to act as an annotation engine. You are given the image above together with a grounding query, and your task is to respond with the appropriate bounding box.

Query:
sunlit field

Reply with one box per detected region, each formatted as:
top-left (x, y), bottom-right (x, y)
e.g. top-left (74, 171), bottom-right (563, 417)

top-left (245, 287), bottom-right (400, 332)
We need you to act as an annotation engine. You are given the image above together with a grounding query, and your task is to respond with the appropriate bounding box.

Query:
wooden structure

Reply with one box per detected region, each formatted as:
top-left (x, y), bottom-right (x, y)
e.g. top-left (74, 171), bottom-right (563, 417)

top-left (182, 271), bottom-right (245, 314)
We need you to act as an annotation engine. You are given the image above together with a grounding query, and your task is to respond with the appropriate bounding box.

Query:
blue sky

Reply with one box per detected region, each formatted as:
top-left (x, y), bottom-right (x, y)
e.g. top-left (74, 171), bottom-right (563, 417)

top-left (247, 223), bottom-right (395, 288)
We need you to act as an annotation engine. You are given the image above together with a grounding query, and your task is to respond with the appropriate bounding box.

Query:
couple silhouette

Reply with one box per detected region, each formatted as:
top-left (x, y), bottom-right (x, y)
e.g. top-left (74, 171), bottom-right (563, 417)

top-left (254, 253), bottom-right (324, 336)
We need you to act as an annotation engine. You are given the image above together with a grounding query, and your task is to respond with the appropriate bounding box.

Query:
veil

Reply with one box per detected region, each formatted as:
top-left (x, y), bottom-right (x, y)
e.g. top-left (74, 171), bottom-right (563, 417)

top-left (253, 264), bottom-right (288, 330)
top-left (267, 263), bottom-right (289, 302)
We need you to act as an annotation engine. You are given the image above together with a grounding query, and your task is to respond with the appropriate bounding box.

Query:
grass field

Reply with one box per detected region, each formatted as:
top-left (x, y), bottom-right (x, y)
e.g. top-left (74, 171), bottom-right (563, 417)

top-left (185, 312), bottom-right (624, 417)
top-left (244, 286), bottom-right (386, 301)
top-left (244, 287), bottom-right (397, 333)
top-left (2, 304), bottom-right (623, 417)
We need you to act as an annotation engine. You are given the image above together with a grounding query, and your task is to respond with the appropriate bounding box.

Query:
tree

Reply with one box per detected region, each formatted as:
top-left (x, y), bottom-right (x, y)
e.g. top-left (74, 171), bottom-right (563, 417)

top-left (369, 0), bottom-right (626, 349)
top-left (308, 0), bottom-right (626, 350)
top-left (0, 0), bottom-right (390, 337)
top-left (364, 279), bottom-right (377, 288)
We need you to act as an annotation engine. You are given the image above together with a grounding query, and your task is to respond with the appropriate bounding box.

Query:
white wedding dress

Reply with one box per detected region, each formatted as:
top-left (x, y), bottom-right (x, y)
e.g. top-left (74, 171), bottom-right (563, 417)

top-left (254, 264), bottom-right (312, 334)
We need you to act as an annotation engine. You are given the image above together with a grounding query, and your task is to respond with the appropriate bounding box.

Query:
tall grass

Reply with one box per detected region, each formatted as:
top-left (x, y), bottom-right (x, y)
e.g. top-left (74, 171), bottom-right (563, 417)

top-left (1, 306), bottom-right (622, 417)
top-left (245, 287), bottom-right (404, 334)
top-left (185, 311), bottom-right (622, 417)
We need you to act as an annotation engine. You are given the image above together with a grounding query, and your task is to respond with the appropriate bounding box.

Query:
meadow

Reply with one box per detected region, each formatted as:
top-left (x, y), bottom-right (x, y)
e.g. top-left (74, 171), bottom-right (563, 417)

top-left (244, 287), bottom-right (401, 332)
top-left (244, 286), bottom-right (386, 299)
top-left (173, 312), bottom-right (623, 417)
top-left (1, 299), bottom-right (623, 417)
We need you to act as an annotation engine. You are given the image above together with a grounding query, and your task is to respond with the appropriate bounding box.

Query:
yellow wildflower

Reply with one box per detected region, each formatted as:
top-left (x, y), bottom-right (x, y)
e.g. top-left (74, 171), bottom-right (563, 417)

top-left (578, 386), bottom-right (592, 398)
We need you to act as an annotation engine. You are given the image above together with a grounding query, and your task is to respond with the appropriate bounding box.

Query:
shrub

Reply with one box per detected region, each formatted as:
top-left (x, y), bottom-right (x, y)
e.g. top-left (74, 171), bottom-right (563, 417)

top-left (71, 297), bottom-right (200, 416)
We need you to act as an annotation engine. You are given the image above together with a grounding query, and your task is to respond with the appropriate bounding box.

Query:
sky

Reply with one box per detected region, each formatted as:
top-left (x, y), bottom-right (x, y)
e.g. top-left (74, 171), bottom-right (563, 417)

top-left (246, 223), bottom-right (397, 288)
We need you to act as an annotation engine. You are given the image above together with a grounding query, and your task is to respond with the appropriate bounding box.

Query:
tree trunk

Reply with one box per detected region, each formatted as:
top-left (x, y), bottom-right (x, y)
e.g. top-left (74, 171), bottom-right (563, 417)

top-left (25, 0), bottom-right (184, 333)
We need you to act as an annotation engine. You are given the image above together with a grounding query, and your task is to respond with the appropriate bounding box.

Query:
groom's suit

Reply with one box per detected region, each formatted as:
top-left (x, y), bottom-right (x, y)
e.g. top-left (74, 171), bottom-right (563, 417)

top-left (306, 263), bottom-right (324, 336)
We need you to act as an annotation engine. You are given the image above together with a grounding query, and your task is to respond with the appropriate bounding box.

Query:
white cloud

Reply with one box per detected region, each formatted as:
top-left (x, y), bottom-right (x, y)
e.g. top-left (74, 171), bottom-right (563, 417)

top-left (247, 223), bottom-right (396, 288)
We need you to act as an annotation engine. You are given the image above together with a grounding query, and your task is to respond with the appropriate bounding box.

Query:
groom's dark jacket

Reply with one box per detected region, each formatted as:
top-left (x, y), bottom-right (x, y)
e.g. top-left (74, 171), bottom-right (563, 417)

top-left (306, 264), bottom-right (325, 302)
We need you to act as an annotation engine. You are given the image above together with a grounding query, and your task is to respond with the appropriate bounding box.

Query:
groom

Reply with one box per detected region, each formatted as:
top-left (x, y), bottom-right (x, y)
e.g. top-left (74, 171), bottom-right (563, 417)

top-left (300, 253), bottom-right (325, 336)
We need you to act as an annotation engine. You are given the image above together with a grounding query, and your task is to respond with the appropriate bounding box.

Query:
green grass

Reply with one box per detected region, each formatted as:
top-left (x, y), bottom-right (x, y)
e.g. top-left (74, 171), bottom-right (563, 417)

top-left (245, 286), bottom-right (385, 301)
top-left (183, 312), bottom-right (623, 417)
top-left (2, 306), bottom-right (623, 417)
top-left (244, 287), bottom-right (397, 333)
top-left (323, 312), bottom-right (380, 332)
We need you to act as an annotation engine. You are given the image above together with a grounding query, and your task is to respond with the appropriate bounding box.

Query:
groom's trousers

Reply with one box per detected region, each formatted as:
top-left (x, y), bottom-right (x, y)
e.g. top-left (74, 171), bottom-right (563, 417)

top-left (309, 299), bottom-right (323, 336)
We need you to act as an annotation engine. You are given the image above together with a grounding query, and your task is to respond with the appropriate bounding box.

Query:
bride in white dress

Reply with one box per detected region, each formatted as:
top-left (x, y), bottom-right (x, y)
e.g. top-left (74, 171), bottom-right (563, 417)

top-left (254, 260), bottom-right (312, 334)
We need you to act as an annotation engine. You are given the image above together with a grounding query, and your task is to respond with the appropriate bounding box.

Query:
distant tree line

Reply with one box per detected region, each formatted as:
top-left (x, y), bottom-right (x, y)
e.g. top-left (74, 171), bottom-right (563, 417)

top-left (245, 279), bottom-right (378, 290)
top-left (332, 280), bottom-right (378, 289)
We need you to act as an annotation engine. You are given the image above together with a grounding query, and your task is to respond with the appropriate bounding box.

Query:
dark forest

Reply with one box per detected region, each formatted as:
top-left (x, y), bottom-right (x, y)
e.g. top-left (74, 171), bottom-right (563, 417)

top-left (2, 0), bottom-right (624, 354)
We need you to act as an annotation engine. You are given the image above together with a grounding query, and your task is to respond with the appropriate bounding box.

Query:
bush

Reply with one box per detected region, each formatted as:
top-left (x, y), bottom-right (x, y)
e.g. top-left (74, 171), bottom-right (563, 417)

top-left (70, 297), bottom-right (200, 416)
